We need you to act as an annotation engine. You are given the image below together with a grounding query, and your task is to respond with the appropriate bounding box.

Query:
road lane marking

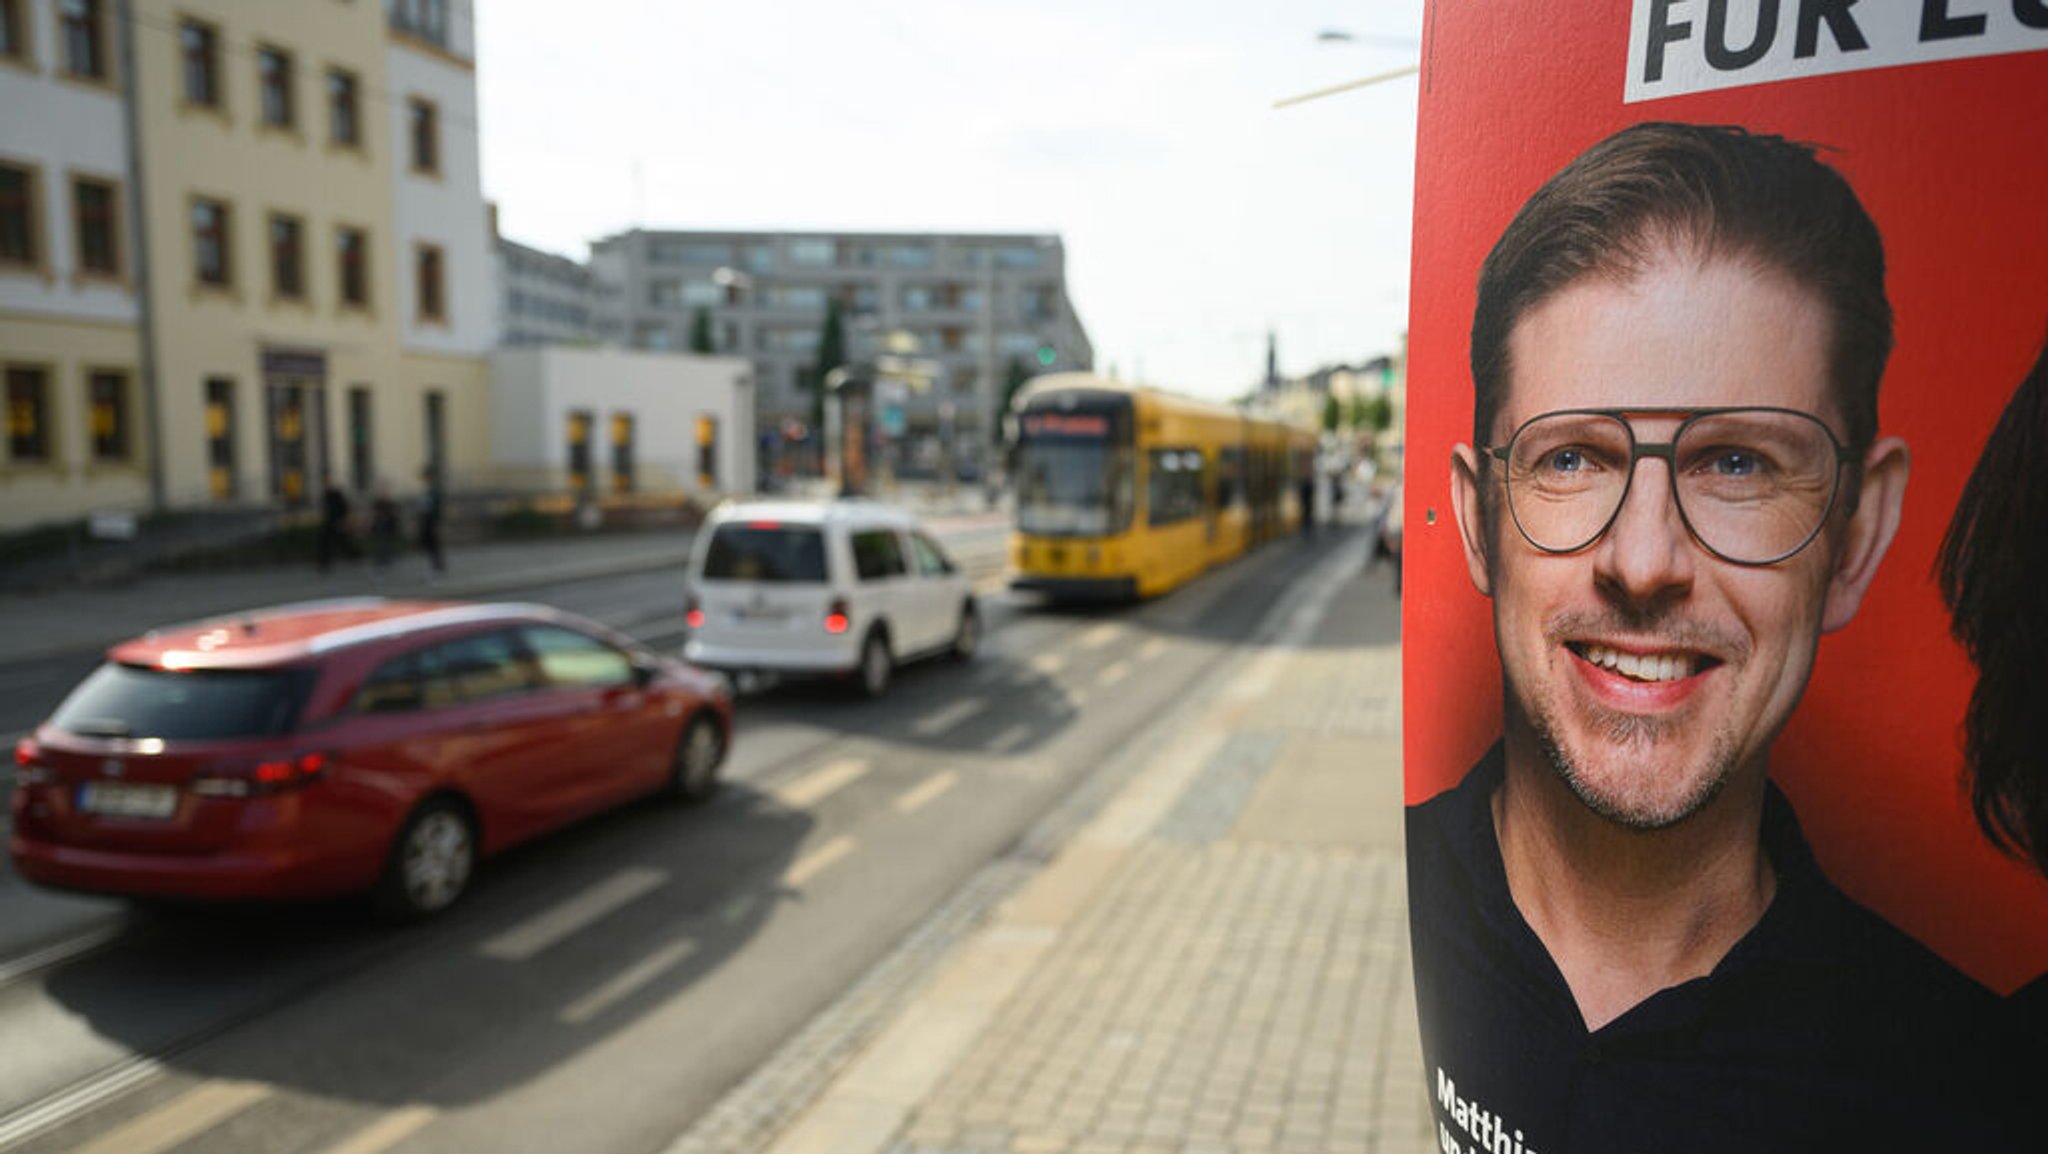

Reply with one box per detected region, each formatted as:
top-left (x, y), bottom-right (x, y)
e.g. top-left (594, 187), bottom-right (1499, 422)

top-left (894, 770), bottom-right (960, 814)
top-left (771, 758), bottom-right (870, 809)
top-left (718, 890), bottom-right (763, 925)
top-left (911, 697), bottom-right (988, 737)
top-left (480, 867), bottom-right (668, 962)
top-left (310, 1106), bottom-right (438, 1154)
top-left (1138, 637), bottom-right (1167, 661)
top-left (1097, 660), bottom-right (1133, 687)
top-left (70, 1080), bottom-right (271, 1154)
top-left (0, 923), bottom-right (123, 986)
top-left (559, 939), bottom-right (700, 1025)
top-left (1027, 652), bottom-right (1065, 676)
top-left (989, 724), bottom-right (1033, 755)
top-left (1078, 623), bottom-right (1122, 650)
top-left (784, 835), bottom-right (856, 887)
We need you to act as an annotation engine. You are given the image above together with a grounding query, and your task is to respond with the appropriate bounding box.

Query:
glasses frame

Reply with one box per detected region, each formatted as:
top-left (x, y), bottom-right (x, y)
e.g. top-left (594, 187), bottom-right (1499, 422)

top-left (1482, 406), bottom-right (1860, 566)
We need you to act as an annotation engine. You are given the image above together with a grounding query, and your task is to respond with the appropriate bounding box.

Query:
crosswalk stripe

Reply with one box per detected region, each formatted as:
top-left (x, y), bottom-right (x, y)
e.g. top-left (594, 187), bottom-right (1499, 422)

top-left (309, 1105), bottom-right (437, 1154)
top-left (785, 835), bottom-right (857, 887)
top-left (894, 770), bottom-right (960, 814)
top-left (70, 1080), bottom-right (271, 1154)
top-left (480, 867), bottom-right (668, 962)
top-left (559, 940), bottom-right (700, 1025)
top-left (772, 758), bottom-right (870, 808)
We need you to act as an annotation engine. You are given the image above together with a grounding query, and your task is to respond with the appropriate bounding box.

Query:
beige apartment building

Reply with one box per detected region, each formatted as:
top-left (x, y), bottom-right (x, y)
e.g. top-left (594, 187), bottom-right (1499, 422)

top-left (0, 0), bottom-right (491, 532)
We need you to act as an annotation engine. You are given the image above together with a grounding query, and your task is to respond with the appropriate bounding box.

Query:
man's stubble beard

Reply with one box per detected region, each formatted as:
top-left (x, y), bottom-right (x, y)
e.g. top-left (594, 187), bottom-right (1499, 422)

top-left (1517, 688), bottom-right (1741, 832)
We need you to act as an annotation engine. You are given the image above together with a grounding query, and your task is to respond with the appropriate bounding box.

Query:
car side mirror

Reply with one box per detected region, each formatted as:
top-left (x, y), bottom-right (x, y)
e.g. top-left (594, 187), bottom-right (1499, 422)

top-left (630, 657), bottom-right (659, 689)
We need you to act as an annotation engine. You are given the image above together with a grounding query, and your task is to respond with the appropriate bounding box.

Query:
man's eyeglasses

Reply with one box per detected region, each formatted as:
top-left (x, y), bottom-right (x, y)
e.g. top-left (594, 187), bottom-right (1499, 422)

top-left (1482, 407), bottom-right (1859, 566)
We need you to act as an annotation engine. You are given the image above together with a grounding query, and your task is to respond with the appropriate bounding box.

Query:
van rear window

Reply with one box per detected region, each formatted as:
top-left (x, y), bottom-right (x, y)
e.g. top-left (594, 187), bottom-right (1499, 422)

top-left (703, 525), bottom-right (828, 583)
top-left (51, 664), bottom-right (316, 741)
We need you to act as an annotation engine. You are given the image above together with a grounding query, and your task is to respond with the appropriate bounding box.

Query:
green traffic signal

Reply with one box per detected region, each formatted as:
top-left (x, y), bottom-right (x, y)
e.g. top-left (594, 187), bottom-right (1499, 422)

top-left (1036, 345), bottom-right (1057, 367)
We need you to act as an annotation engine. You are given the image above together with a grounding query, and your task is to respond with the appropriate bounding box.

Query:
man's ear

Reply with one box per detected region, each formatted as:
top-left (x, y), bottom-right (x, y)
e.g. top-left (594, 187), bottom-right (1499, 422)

top-left (1821, 435), bottom-right (1909, 634)
top-left (1450, 443), bottom-right (1494, 597)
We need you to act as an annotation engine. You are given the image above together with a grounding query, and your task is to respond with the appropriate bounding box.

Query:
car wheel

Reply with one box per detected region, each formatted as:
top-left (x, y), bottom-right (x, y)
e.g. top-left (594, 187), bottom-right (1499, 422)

top-left (950, 602), bottom-right (980, 662)
top-left (858, 629), bottom-right (893, 698)
top-left (669, 715), bottom-right (725, 804)
top-left (374, 798), bottom-right (476, 919)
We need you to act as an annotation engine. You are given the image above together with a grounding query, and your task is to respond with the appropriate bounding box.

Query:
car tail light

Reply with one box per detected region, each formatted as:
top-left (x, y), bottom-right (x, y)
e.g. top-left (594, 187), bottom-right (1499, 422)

top-left (192, 752), bottom-right (329, 798)
top-left (13, 738), bottom-right (49, 786)
top-left (824, 599), bottom-right (850, 635)
top-left (685, 593), bottom-right (705, 630)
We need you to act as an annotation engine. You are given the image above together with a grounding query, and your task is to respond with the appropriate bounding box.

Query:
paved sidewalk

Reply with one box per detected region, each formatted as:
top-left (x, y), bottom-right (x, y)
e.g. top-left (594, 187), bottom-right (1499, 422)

top-left (675, 526), bottom-right (1428, 1154)
top-left (0, 487), bottom-right (1006, 665)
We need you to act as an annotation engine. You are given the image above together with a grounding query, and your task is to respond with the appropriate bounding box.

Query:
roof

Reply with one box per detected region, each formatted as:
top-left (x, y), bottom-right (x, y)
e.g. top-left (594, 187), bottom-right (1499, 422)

top-left (109, 599), bottom-right (567, 670)
top-left (705, 498), bottom-right (922, 530)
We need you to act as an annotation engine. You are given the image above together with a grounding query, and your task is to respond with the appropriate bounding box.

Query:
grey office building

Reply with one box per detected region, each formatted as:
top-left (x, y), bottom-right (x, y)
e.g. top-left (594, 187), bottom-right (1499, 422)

top-left (496, 236), bottom-right (595, 348)
top-left (588, 230), bottom-right (1093, 475)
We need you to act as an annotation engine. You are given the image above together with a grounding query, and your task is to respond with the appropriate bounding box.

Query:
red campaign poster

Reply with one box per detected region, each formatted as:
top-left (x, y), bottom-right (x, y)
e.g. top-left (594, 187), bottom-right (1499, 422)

top-left (1402, 3), bottom-right (2047, 1150)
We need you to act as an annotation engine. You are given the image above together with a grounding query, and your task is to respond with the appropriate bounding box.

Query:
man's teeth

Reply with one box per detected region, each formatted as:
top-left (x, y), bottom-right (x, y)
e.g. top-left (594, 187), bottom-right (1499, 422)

top-left (1580, 644), bottom-right (1696, 683)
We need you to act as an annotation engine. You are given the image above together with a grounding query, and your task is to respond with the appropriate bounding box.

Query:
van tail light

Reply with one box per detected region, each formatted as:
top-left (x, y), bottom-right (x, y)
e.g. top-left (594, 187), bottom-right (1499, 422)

top-left (192, 752), bottom-right (330, 798)
top-left (13, 738), bottom-right (49, 785)
top-left (685, 593), bottom-right (705, 631)
top-left (824, 599), bottom-right (850, 635)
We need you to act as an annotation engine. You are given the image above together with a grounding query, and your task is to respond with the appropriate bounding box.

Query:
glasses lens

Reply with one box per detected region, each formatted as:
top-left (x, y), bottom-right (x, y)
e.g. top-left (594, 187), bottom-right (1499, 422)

top-left (1504, 413), bottom-right (1633, 552)
top-left (1675, 411), bottom-right (1840, 563)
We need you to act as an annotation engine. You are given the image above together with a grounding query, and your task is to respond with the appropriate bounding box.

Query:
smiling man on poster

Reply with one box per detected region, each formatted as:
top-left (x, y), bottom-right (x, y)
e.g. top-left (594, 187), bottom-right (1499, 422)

top-left (1406, 122), bottom-right (2010, 1151)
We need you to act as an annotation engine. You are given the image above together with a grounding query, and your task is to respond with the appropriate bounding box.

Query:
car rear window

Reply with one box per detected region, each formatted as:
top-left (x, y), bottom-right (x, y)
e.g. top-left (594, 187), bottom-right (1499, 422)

top-left (50, 663), bottom-right (316, 741)
top-left (703, 525), bottom-right (827, 583)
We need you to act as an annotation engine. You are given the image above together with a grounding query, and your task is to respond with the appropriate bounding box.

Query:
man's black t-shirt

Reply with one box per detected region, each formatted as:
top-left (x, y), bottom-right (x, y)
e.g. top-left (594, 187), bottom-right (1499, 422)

top-left (1407, 744), bottom-right (2011, 1153)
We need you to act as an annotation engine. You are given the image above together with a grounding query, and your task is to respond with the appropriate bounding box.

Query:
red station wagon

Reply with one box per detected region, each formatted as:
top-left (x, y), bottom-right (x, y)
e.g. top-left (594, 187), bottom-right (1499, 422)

top-left (9, 599), bottom-right (733, 917)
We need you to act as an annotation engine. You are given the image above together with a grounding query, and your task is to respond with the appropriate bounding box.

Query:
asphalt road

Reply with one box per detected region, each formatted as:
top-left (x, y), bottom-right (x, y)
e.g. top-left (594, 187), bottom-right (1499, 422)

top-left (0, 522), bottom-right (1357, 1154)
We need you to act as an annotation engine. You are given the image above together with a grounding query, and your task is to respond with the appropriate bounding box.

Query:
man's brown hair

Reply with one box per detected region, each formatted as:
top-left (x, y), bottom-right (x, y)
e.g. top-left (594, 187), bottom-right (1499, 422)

top-left (1470, 122), bottom-right (1891, 455)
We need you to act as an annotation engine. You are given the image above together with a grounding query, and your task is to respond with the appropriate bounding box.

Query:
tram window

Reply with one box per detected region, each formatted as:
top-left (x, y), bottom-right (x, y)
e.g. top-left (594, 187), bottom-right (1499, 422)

top-left (1218, 447), bottom-right (1246, 509)
top-left (1147, 448), bottom-right (1205, 527)
top-left (1017, 438), bottom-right (1133, 536)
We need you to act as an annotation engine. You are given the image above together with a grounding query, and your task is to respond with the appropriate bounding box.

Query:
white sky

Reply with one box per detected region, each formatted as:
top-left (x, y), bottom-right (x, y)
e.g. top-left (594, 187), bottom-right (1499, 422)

top-left (475, 0), bottom-right (1424, 402)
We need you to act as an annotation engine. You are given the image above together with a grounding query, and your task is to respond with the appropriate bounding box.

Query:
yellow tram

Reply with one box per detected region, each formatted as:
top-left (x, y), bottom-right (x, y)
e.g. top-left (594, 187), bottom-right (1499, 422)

top-left (1008, 374), bottom-right (1317, 600)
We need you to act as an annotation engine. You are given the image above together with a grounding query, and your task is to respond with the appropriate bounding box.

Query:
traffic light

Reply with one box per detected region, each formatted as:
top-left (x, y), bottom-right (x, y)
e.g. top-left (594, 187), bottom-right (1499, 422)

top-left (1036, 344), bottom-right (1057, 368)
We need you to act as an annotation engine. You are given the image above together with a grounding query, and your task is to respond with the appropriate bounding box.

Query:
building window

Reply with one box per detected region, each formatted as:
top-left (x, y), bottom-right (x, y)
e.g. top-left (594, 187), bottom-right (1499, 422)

top-left (257, 47), bottom-right (294, 129)
top-left (885, 243), bottom-right (933, 269)
top-left (415, 243), bottom-right (445, 321)
top-left (87, 370), bottom-right (129, 462)
top-left (1, 0), bottom-right (28, 65)
top-left (192, 197), bottom-right (231, 287)
top-left (205, 376), bottom-right (236, 498)
top-left (0, 162), bottom-right (38, 268)
top-left (60, 0), bottom-right (104, 82)
top-left (609, 413), bottom-right (635, 494)
top-left (270, 214), bottom-right (304, 299)
top-left (327, 68), bottom-right (360, 147)
top-left (6, 366), bottom-right (50, 463)
top-left (72, 176), bottom-right (120, 277)
top-left (392, 0), bottom-right (450, 50)
top-left (787, 238), bottom-right (835, 267)
top-left (407, 98), bottom-right (439, 174)
top-left (347, 385), bottom-right (372, 492)
top-left (337, 226), bottom-right (369, 308)
top-left (181, 20), bottom-right (220, 108)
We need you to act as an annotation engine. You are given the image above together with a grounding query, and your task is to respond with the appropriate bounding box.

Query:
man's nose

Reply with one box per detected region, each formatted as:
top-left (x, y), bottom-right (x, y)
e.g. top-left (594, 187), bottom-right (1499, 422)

top-left (1592, 456), bottom-right (1696, 602)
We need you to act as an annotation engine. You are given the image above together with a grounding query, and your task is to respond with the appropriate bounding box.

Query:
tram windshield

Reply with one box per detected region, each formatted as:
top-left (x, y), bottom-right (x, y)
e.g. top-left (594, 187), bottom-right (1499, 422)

top-left (1016, 433), bottom-right (1135, 537)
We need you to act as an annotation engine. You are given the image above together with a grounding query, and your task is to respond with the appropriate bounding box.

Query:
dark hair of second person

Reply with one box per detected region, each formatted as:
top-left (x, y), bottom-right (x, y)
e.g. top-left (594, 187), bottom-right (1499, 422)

top-left (1939, 326), bottom-right (2048, 878)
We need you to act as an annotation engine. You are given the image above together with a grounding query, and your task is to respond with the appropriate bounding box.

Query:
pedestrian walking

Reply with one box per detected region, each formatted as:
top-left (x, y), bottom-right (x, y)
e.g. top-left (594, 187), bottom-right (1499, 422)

top-left (317, 473), bottom-right (354, 573)
top-left (368, 482), bottom-right (402, 569)
top-left (417, 466), bottom-right (446, 575)
top-left (1297, 475), bottom-right (1316, 537)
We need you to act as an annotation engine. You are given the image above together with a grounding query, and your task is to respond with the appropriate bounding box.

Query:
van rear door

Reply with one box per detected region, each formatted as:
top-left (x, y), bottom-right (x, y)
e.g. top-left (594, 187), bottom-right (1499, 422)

top-left (693, 522), bottom-right (834, 655)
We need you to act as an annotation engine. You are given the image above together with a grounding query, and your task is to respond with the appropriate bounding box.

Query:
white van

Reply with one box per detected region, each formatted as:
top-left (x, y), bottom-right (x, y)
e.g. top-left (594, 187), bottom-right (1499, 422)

top-left (682, 500), bottom-right (979, 696)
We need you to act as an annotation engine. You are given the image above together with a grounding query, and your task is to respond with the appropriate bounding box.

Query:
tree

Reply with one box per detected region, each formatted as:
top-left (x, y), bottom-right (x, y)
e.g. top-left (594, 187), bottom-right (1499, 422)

top-left (803, 298), bottom-right (846, 434)
top-left (1000, 356), bottom-right (1032, 427)
top-left (688, 307), bottom-right (714, 353)
top-left (1347, 393), bottom-right (1370, 430)
top-left (1365, 393), bottom-right (1393, 433)
top-left (1322, 393), bottom-right (1341, 433)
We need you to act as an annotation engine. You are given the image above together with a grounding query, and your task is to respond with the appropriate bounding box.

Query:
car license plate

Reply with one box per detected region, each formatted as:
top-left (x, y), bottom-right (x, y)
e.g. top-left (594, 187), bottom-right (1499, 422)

top-left (78, 782), bottom-right (178, 820)
top-left (736, 607), bottom-right (789, 624)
